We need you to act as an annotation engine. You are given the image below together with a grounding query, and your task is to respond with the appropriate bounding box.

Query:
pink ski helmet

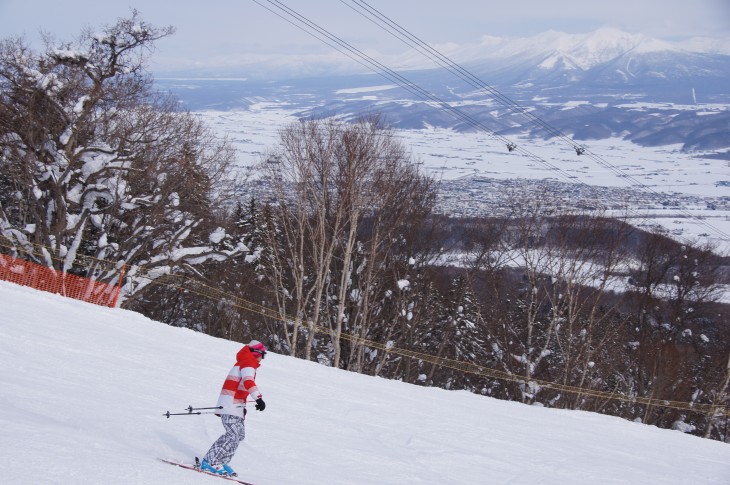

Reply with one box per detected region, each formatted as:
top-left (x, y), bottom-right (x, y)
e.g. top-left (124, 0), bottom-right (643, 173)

top-left (248, 340), bottom-right (267, 358)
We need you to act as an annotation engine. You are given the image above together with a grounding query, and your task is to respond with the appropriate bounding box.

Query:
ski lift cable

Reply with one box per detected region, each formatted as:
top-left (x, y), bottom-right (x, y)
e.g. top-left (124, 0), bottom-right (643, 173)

top-left (252, 0), bottom-right (729, 242)
top-left (342, 0), bottom-right (573, 140)
top-left (250, 0), bottom-right (507, 172)
top-left (255, 1), bottom-right (537, 151)
top-left (256, 0), bottom-right (513, 144)
top-left (347, 0), bottom-right (730, 240)
top-left (340, 0), bottom-right (730, 241)
top-left (254, 1), bottom-right (601, 184)
top-left (255, 0), bottom-right (726, 243)
top-left (344, 0), bottom-right (730, 240)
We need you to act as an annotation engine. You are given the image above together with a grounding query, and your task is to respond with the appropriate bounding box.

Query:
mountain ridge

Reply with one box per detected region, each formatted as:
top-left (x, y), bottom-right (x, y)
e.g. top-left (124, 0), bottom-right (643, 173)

top-left (156, 27), bottom-right (730, 80)
top-left (156, 28), bottom-right (730, 155)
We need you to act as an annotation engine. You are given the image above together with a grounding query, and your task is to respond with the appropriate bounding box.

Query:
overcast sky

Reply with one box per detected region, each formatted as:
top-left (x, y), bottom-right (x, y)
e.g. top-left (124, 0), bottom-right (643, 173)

top-left (1, 0), bottom-right (728, 75)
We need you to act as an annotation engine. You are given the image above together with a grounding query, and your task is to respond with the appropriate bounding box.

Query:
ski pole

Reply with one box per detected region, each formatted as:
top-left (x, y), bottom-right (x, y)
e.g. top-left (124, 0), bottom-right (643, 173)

top-left (162, 405), bottom-right (224, 418)
top-left (186, 405), bottom-right (223, 413)
top-left (163, 410), bottom-right (221, 418)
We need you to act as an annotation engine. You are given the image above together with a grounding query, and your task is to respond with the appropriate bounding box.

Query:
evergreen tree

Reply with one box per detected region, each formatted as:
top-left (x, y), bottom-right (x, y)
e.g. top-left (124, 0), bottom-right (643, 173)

top-left (428, 275), bottom-right (487, 390)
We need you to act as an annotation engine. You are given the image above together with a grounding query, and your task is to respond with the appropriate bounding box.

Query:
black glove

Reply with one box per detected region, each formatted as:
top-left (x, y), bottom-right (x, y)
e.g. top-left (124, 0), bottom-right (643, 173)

top-left (255, 398), bottom-right (266, 411)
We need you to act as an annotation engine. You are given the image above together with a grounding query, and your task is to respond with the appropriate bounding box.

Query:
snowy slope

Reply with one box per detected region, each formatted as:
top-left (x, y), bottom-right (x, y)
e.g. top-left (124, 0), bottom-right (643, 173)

top-left (1, 280), bottom-right (728, 485)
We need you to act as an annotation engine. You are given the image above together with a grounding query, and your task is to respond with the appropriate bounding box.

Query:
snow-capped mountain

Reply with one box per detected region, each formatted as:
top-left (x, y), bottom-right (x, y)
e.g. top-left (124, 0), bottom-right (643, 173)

top-left (434, 28), bottom-right (730, 95)
top-left (157, 28), bottom-right (730, 155)
top-left (403, 28), bottom-right (677, 71)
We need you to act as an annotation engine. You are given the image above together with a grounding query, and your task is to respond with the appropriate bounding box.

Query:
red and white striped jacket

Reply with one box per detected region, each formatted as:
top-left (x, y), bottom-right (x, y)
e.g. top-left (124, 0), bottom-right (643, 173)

top-left (216, 345), bottom-right (263, 417)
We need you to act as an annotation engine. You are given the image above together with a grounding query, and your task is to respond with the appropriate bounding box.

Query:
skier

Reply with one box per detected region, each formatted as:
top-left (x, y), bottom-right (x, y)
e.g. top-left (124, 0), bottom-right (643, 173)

top-left (200, 340), bottom-right (267, 477)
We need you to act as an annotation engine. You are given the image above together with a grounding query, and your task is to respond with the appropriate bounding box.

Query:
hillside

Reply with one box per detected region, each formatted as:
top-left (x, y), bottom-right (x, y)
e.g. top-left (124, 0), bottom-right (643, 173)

top-left (1, 280), bottom-right (729, 484)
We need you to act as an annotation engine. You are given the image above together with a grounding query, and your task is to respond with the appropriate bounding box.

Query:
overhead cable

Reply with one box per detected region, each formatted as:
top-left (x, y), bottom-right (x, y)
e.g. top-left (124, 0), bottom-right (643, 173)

top-left (252, 0), bottom-right (729, 243)
top-left (340, 0), bottom-right (730, 241)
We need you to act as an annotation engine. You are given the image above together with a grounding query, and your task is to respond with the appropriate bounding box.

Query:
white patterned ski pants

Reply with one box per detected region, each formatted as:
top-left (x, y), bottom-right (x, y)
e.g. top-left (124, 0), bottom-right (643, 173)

top-left (203, 414), bottom-right (246, 465)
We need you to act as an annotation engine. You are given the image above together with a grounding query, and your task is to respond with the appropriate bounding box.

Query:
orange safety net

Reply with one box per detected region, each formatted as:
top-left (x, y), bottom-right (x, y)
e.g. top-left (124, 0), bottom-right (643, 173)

top-left (0, 253), bottom-right (122, 308)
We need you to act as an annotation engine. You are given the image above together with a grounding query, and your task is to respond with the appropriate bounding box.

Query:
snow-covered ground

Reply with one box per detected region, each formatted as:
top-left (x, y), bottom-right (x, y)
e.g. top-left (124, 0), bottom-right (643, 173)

top-left (196, 103), bottom-right (730, 254)
top-left (1, 279), bottom-right (729, 484)
top-left (196, 104), bottom-right (729, 191)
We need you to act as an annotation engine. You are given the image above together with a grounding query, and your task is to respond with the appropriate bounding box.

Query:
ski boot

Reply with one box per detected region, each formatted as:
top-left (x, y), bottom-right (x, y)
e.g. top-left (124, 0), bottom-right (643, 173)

top-left (222, 463), bottom-right (238, 477)
top-left (200, 459), bottom-right (225, 475)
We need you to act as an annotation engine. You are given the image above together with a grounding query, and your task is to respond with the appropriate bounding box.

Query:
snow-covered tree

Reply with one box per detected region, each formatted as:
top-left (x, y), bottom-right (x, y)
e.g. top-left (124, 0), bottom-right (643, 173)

top-left (370, 262), bottom-right (441, 380)
top-left (424, 275), bottom-right (487, 390)
top-left (0, 12), bottom-right (242, 298)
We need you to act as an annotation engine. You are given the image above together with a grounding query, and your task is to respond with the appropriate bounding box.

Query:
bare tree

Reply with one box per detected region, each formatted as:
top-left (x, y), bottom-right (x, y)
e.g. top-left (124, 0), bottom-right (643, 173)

top-left (258, 118), bottom-right (345, 359)
top-left (539, 213), bottom-right (634, 410)
top-left (625, 230), bottom-right (725, 427)
top-left (464, 184), bottom-right (636, 406)
top-left (259, 116), bottom-right (436, 365)
top-left (703, 353), bottom-right (730, 440)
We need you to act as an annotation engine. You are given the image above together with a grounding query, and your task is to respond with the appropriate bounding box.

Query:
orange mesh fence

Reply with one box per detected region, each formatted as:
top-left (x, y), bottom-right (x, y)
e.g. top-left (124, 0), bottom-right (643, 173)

top-left (0, 253), bottom-right (122, 308)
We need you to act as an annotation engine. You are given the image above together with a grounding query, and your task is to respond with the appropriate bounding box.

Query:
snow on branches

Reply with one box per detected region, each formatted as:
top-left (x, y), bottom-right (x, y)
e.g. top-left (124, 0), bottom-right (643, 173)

top-left (0, 12), bottom-right (239, 299)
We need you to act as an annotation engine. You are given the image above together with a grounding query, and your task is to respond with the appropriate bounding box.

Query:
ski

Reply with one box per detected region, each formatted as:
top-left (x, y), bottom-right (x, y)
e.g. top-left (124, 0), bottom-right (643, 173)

top-left (158, 457), bottom-right (255, 484)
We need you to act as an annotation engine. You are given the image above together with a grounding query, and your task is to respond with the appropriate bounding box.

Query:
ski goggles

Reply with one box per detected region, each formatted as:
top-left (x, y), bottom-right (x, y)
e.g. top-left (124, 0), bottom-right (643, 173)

top-left (251, 349), bottom-right (266, 359)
